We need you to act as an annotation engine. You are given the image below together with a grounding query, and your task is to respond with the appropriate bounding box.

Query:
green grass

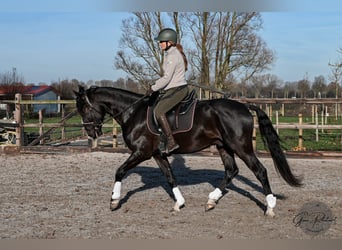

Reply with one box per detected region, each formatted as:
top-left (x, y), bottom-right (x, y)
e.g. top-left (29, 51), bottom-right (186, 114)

top-left (255, 129), bottom-right (342, 151)
top-left (255, 115), bottom-right (342, 151)
top-left (20, 113), bottom-right (342, 151)
top-left (23, 114), bottom-right (115, 143)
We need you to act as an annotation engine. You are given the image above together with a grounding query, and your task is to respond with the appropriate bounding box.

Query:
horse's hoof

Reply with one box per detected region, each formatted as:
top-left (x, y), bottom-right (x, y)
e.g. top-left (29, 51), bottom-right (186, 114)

top-left (110, 199), bottom-right (120, 211)
top-left (265, 208), bottom-right (275, 217)
top-left (205, 199), bottom-right (217, 212)
top-left (173, 202), bottom-right (185, 212)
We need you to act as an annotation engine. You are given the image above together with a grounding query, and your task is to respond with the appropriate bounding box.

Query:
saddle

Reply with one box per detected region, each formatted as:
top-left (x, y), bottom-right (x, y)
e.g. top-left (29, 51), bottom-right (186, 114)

top-left (147, 89), bottom-right (197, 135)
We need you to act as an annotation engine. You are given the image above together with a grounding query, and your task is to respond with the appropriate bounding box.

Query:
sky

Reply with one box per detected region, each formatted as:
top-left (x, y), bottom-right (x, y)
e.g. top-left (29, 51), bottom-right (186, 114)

top-left (0, 1), bottom-right (342, 84)
top-left (261, 11), bottom-right (342, 82)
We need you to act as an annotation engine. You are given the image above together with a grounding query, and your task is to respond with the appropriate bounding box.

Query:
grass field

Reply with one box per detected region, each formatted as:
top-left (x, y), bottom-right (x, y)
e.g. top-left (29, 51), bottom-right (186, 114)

top-left (23, 114), bottom-right (114, 144)
top-left (21, 113), bottom-right (342, 151)
top-left (256, 115), bottom-right (342, 151)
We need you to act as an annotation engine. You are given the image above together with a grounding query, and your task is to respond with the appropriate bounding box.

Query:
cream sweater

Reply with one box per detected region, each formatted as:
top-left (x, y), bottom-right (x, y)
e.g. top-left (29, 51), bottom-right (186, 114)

top-left (151, 46), bottom-right (187, 91)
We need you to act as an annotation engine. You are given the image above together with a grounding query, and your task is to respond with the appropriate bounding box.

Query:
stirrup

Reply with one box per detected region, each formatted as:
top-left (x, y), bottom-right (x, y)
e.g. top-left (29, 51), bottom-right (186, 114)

top-left (167, 143), bottom-right (180, 153)
top-left (158, 133), bottom-right (167, 153)
top-left (158, 140), bottom-right (179, 155)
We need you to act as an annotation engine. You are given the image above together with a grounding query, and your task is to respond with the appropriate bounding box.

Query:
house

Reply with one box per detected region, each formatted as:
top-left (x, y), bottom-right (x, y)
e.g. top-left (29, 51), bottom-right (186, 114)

top-left (0, 85), bottom-right (60, 116)
top-left (23, 85), bottom-right (59, 114)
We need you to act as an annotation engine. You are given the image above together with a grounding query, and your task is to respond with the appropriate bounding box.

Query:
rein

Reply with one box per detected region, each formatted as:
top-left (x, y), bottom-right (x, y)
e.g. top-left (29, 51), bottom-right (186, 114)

top-left (111, 94), bottom-right (148, 119)
top-left (83, 92), bottom-right (148, 125)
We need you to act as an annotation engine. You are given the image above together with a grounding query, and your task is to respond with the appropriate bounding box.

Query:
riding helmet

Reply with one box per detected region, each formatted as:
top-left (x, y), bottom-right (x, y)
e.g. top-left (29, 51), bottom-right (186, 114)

top-left (155, 28), bottom-right (178, 44)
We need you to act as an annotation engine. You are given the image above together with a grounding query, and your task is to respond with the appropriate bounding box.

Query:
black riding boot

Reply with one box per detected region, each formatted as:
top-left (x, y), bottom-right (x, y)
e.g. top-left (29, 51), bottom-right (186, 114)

top-left (157, 114), bottom-right (180, 154)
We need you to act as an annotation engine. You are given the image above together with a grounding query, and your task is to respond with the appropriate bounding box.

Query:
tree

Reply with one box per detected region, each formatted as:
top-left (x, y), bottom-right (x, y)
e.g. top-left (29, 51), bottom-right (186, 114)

top-left (210, 12), bottom-right (274, 89)
top-left (114, 12), bottom-right (168, 90)
top-left (181, 12), bottom-right (215, 86)
top-left (51, 79), bottom-right (84, 100)
top-left (247, 74), bottom-right (280, 98)
top-left (312, 75), bottom-right (327, 98)
top-left (297, 74), bottom-right (310, 98)
top-left (249, 75), bottom-right (264, 98)
top-left (265, 74), bottom-right (281, 98)
top-left (0, 68), bottom-right (26, 118)
top-left (126, 78), bottom-right (141, 93)
top-left (326, 81), bottom-right (339, 98)
top-left (0, 67), bottom-right (26, 97)
top-left (113, 78), bottom-right (126, 90)
top-left (114, 12), bottom-right (274, 91)
top-left (0, 67), bottom-right (25, 85)
top-left (95, 79), bottom-right (115, 87)
top-left (283, 81), bottom-right (298, 98)
top-left (328, 48), bottom-right (342, 98)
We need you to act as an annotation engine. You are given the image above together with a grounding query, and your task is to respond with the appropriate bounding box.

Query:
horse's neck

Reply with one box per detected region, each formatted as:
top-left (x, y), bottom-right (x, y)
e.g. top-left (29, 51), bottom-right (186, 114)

top-left (102, 90), bottom-right (144, 124)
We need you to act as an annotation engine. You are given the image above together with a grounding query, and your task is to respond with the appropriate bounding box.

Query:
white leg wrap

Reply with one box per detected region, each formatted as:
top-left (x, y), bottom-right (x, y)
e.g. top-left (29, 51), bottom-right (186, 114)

top-left (266, 194), bottom-right (276, 209)
top-left (111, 181), bottom-right (122, 200)
top-left (172, 187), bottom-right (185, 206)
top-left (208, 188), bottom-right (223, 201)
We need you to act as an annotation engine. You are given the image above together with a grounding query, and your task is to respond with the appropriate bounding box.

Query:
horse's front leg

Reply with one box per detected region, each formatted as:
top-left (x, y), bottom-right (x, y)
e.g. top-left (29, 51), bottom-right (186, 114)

top-left (110, 151), bottom-right (146, 211)
top-left (154, 154), bottom-right (185, 212)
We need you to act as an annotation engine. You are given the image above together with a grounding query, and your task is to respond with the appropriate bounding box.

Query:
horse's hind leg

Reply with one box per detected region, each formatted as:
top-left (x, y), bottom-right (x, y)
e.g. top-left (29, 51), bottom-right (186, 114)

top-left (239, 152), bottom-right (277, 217)
top-left (153, 154), bottom-right (185, 212)
top-left (206, 147), bottom-right (239, 211)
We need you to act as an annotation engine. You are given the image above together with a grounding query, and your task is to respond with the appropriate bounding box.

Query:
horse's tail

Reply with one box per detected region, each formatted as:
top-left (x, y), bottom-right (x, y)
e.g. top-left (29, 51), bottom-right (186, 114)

top-left (246, 104), bottom-right (303, 187)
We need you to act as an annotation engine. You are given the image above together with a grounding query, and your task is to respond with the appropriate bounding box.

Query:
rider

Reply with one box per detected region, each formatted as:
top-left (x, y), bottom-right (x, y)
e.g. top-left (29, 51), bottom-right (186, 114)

top-left (147, 28), bottom-right (189, 154)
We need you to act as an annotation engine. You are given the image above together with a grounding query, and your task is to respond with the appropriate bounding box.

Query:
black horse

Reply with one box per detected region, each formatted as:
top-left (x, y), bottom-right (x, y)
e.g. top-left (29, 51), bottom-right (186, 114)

top-left (74, 85), bottom-right (302, 216)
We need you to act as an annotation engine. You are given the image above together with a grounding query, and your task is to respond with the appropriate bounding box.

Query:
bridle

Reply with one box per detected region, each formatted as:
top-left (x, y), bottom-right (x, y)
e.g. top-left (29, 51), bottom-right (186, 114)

top-left (81, 91), bottom-right (148, 128)
top-left (81, 94), bottom-right (104, 128)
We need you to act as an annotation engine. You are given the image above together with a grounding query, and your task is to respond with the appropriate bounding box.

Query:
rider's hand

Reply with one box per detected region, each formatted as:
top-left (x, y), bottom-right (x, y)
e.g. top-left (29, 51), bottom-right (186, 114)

top-left (146, 85), bottom-right (154, 96)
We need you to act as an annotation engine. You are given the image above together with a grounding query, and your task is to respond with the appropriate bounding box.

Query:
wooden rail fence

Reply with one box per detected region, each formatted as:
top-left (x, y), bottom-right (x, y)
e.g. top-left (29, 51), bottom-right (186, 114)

top-left (1, 90), bottom-right (342, 152)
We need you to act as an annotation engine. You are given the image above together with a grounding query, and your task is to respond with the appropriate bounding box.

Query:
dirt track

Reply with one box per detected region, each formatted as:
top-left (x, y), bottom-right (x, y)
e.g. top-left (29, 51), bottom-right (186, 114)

top-left (0, 151), bottom-right (341, 239)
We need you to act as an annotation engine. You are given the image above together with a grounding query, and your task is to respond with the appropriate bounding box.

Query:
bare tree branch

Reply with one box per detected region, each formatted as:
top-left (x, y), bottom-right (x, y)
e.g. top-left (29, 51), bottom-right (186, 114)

top-left (114, 12), bottom-right (275, 91)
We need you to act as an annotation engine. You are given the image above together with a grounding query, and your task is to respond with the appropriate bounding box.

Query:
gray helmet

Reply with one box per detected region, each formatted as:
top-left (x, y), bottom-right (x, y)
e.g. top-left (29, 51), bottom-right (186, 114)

top-left (155, 28), bottom-right (178, 44)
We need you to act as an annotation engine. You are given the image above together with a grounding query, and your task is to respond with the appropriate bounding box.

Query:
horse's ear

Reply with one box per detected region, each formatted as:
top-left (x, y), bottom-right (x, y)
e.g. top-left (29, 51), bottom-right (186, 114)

top-left (78, 85), bottom-right (85, 94)
top-left (73, 85), bottom-right (86, 97)
top-left (73, 90), bottom-right (79, 97)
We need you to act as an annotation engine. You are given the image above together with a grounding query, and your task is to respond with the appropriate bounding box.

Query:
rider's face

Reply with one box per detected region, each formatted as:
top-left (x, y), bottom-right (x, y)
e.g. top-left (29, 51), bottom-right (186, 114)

top-left (159, 41), bottom-right (169, 50)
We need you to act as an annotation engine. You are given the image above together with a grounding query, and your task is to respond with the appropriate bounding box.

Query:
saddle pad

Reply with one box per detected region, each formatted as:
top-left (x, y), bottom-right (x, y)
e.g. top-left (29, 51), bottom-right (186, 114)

top-left (146, 101), bottom-right (197, 136)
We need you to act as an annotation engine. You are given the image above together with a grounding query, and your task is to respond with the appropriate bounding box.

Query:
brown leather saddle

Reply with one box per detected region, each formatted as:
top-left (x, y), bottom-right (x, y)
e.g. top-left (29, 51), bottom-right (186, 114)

top-left (146, 89), bottom-right (197, 135)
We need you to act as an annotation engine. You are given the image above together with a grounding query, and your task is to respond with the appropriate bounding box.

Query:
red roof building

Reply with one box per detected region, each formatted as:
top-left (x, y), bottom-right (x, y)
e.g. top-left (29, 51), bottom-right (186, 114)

top-left (0, 85), bottom-right (60, 115)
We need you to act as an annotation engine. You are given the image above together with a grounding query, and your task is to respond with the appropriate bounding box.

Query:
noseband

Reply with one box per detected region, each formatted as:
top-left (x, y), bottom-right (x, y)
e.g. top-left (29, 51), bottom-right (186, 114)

top-left (81, 94), bottom-right (104, 128)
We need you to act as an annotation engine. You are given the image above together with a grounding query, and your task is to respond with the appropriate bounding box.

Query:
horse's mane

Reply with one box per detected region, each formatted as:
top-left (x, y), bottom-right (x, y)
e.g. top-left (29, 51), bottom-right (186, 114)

top-left (88, 86), bottom-right (142, 96)
top-left (86, 86), bottom-right (145, 103)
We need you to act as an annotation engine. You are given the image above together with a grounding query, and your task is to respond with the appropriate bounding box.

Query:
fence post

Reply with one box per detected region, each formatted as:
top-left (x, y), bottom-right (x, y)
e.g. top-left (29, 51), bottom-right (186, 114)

top-left (337, 102), bottom-right (340, 121)
top-left (61, 107), bottom-right (65, 140)
top-left (112, 119), bottom-right (117, 148)
top-left (14, 93), bottom-right (24, 146)
top-left (275, 111), bottom-right (279, 134)
top-left (315, 106), bottom-right (319, 142)
top-left (321, 109), bottom-right (324, 133)
top-left (298, 113), bottom-right (303, 150)
top-left (39, 110), bottom-right (44, 145)
top-left (252, 115), bottom-right (257, 151)
top-left (325, 106), bottom-right (328, 125)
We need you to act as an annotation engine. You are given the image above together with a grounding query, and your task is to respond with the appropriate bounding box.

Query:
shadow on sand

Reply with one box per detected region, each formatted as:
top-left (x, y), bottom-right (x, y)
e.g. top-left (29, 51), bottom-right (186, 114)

top-left (115, 155), bottom-right (286, 212)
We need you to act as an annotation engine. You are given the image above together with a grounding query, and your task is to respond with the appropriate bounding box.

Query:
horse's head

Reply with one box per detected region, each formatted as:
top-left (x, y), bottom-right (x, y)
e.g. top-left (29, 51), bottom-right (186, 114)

top-left (74, 85), bottom-right (104, 141)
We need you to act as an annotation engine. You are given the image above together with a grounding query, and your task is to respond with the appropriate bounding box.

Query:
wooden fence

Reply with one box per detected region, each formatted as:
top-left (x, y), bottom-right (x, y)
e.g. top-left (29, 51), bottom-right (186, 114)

top-left (0, 93), bottom-right (122, 148)
top-left (1, 88), bottom-right (342, 151)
